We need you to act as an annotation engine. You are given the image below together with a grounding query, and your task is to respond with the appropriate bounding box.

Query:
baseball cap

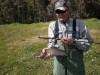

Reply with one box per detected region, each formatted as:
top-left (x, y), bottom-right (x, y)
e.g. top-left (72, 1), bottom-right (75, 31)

top-left (55, 0), bottom-right (68, 11)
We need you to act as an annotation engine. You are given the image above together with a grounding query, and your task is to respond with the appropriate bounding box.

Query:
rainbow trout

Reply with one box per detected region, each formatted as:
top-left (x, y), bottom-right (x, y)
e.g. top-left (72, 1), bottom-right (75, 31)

top-left (46, 48), bottom-right (67, 56)
top-left (36, 48), bottom-right (67, 59)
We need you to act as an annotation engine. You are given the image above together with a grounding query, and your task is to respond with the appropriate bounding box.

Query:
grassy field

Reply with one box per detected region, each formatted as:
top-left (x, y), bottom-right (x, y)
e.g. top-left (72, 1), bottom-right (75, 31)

top-left (0, 18), bottom-right (100, 75)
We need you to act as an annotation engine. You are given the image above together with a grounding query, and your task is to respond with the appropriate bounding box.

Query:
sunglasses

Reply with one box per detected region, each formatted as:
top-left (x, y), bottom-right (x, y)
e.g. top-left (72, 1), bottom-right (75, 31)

top-left (55, 9), bottom-right (66, 14)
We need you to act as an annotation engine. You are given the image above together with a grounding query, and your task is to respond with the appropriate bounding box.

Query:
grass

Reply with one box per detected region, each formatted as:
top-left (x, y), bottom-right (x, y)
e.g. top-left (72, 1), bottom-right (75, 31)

top-left (0, 18), bottom-right (100, 75)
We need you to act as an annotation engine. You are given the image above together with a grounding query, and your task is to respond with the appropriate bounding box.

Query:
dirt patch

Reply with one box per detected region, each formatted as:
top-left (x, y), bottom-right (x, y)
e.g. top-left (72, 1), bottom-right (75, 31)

top-left (90, 30), bottom-right (100, 40)
top-left (90, 30), bottom-right (100, 33)
top-left (6, 35), bottom-right (48, 50)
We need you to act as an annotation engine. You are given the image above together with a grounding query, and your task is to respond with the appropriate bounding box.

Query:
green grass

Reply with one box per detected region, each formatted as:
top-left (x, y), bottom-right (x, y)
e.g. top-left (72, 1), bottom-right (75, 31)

top-left (0, 18), bottom-right (100, 75)
top-left (83, 18), bottom-right (100, 30)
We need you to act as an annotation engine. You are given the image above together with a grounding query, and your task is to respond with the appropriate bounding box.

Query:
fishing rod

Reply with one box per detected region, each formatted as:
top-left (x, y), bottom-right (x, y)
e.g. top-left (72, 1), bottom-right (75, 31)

top-left (38, 36), bottom-right (100, 44)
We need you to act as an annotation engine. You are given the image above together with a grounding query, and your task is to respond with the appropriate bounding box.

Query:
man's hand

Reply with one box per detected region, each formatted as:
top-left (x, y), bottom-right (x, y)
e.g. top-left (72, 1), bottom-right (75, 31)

top-left (36, 48), bottom-right (52, 59)
top-left (61, 38), bottom-right (74, 45)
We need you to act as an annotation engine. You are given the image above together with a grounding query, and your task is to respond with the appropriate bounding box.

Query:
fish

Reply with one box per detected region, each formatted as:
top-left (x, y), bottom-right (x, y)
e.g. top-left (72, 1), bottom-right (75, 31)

top-left (46, 48), bottom-right (67, 56)
top-left (36, 48), bottom-right (67, 59)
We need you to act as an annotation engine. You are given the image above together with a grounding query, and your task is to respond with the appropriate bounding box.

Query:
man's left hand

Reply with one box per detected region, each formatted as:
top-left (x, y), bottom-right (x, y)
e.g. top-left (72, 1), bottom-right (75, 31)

top-left (61, 38), bottom-right (74, 45)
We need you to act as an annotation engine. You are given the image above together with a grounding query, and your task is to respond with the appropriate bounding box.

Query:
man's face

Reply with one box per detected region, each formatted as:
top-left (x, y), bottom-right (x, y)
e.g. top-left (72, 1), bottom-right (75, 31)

top-left (55, 7), bottom-right (69, 22)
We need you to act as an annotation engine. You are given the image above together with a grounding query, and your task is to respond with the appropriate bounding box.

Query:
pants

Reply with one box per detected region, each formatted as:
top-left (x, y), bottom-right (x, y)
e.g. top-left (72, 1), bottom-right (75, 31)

top-left (53, 40), bottom-right (85, 75)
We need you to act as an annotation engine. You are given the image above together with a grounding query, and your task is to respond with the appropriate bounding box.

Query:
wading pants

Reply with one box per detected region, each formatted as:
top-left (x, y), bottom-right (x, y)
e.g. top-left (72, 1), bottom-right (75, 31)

top-left (53, 40), bottom-right (85, 75)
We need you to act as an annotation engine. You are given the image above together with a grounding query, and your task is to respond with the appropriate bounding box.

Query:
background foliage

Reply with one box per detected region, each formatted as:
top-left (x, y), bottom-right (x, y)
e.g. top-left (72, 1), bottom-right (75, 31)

top-left (0, 0), bottom-right (100, 24)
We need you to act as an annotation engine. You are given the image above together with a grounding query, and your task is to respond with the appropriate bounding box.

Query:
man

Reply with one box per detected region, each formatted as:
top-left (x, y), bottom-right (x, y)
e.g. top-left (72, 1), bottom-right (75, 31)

top-left (36, 0), bottom-right (93, 75)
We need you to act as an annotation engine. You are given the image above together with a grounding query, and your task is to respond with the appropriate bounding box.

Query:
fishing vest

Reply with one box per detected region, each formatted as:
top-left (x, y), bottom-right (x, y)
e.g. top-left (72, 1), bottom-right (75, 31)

top-left (54, 19), bottom-right (76, 43)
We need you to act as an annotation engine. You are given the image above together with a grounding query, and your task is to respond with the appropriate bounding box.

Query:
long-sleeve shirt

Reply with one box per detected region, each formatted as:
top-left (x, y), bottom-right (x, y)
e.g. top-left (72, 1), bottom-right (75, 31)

top-left (48, 18), bottom-right (93, 51)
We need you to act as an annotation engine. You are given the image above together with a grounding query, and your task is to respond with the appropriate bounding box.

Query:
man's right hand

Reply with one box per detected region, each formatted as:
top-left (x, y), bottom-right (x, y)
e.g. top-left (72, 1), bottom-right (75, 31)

top-left (36, 48), bottom-right (52, 59)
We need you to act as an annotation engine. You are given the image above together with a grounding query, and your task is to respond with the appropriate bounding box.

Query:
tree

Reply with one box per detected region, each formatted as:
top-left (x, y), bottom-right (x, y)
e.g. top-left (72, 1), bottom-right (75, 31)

top-left (0, 0), bottom-right (100, 24)
top-left (0, 0), bottom-right (15, 23)
top-left (84, 0), bottom-right (100, 19)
